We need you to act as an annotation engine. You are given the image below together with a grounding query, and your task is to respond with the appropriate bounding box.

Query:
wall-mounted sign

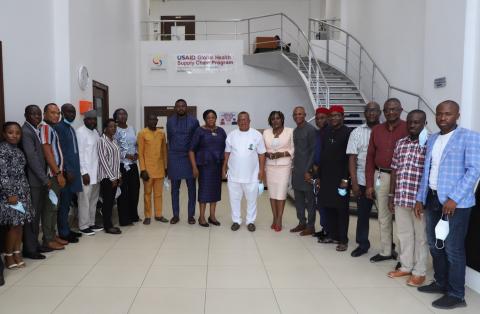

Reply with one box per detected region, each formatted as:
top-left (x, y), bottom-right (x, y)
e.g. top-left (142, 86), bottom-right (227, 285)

top-left (176, 53), bottom-right (234, 73)
top-left (219, 112), bottom-right (238, 126)
top-left (150, 54), bottom-right (168, 71)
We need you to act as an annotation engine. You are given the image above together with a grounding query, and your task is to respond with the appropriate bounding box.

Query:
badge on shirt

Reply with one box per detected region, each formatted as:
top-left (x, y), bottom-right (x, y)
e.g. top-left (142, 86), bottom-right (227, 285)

top-left (248, 144), bottom-right (255, 150)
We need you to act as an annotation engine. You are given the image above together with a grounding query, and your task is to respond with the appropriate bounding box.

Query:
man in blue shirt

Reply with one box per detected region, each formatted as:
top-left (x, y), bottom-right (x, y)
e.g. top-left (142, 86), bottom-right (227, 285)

top-left (54, 103), bottom-right (83, 243)
top-left (415, 100), bottom-right (480, 309)
top-left (167, 99), bottom-right (200, 224)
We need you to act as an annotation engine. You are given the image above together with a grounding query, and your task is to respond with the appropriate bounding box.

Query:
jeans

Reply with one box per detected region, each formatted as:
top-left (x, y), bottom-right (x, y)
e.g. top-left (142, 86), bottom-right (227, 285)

top-left (355, 185), bottom-right (374, 251)
top-left (425, 189), bottom-right (471, 299)
top-left (171, 178), bottom-right (196, 218)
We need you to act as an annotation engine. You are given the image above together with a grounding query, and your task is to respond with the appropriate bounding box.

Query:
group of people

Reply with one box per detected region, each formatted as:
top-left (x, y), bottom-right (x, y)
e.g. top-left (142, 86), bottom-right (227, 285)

top-left (0, 97), bottom-right (478, 310)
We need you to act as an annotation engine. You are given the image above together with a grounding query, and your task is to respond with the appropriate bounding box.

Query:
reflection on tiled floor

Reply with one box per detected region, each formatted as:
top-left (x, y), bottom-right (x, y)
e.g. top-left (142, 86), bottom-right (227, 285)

top-left (1, 183), bottom-right (479, 313)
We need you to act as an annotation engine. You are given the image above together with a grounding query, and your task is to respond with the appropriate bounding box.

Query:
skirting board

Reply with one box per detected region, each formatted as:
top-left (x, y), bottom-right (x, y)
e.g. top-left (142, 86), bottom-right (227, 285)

top-left (466, 267), bottom-right (480, 294)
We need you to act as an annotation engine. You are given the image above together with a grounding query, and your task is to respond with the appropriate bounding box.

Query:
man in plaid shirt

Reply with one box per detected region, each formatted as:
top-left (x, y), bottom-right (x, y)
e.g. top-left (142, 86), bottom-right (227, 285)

top-left (387, 110), bottom-right (428, 287)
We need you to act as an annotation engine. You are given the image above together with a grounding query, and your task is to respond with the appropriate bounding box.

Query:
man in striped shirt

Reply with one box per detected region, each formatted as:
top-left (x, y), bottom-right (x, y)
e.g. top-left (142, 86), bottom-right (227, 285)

top-left (39, 103), bottom-right (66, 250)
top-left (347, 101), bottom-right (381, 257)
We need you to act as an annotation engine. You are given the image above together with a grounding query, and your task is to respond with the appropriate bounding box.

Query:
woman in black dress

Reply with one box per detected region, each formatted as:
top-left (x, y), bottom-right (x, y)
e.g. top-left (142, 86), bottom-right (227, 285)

top-left (317, 106), bottom-right (352, 251)
top-left (189, 110), bottom-right (226, 227)
top-left (0, 122), bottom-right (34, 269)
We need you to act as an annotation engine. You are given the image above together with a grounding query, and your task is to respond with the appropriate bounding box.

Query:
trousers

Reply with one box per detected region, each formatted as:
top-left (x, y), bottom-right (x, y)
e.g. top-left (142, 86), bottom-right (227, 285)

top-left (42, 178), bottom-right (60, 244)
top-left (100, 178), bottom-right (118, 229)
top-left (395, 206), bottom-right (428, 276)
top-left (23, 185), bottom-right (47, 254)
top-left (118, 164), bottom-right (140, 225)
top-left (228, 181), bottom-right (258, 224)
top-left (374, 171), bottom-right (394, 256)
top-left (355, 185), bottom-right (374, 251)
top-left (77, 183), bottom-right (100, 230)
top-left (425, 190), bottom-right (471, 299)
top-left (144, 178), bottom-right (164, 218)
top-left (294, 189), bottom-right (316, 228)
top-left (171, 178), bottom-right (196, 218)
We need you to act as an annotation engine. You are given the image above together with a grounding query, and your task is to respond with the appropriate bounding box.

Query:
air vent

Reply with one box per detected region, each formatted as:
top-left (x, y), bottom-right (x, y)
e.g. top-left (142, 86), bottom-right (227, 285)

top-left (434, 77), bottom-right (446, 88)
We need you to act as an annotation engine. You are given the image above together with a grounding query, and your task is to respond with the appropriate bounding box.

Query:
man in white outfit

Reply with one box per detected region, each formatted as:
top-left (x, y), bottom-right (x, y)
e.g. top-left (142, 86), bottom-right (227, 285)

top-left (222, 111), bottom-right (266, 232)
top-left (76, 110), bottom-right (103, 235)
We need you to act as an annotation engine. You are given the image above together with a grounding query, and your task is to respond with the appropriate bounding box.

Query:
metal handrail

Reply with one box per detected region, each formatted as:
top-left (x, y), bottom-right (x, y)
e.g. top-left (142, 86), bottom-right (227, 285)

top-left (141, 13), bottom-right (331, 108)
top-left (308, 18), bottom-right (436, 116)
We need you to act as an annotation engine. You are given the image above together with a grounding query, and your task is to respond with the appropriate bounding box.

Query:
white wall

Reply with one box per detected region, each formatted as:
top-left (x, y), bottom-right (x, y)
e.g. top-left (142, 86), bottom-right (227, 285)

top-left (141, 40), bottom-right (312, 131)
top-left (422, 0), bottom-right (466, 113)
top-left (0, 0), bottom-right (56, 122)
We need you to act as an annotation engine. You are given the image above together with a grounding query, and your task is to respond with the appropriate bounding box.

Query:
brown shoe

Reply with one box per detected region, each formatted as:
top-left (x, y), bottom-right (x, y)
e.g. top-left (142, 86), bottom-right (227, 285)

top-left (47, 241), bottom-right (65, 250)
top-left (407, 275), bottom-right (426, 287)
top-left (388, 269), bottom-right (411, 278)
top-left (290, 224), bottom-right (306, 233)
top-left (299, 228), bottom-right (314, 236)
top-left (55, 236), bottom-right (68, 245)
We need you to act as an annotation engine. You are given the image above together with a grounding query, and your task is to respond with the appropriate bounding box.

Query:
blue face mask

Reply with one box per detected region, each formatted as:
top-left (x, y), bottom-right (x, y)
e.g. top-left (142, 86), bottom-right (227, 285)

top-left (49, 189), bottom-right (58, 206)
top-left (258, 182), bottom-right (265, 195)
top-left (63, 119), bottom-right (73, 125)
top-left (419, 127), bottom-right (428, 146)
top-left (337, 188), bottom-right (347, 196)
top-left (10, 202), bottom-right (25, 214)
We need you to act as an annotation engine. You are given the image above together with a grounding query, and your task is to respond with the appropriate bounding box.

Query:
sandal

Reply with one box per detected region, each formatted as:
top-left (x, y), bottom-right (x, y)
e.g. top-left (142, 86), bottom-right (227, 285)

top-left (336, 244), bottom-right (348, 252)
top-left (208, 217), bottom-right (221, 226)
top-left (4, 253), bottom-right (18, 269)
top-left (13, 251), bottom-right (25, 267)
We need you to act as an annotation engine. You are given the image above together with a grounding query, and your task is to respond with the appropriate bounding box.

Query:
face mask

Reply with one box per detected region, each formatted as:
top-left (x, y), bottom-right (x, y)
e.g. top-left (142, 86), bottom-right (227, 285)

top-left (419, 127), bottom-right (428, 146)
top-left (10, 202), bottom-right (25, 214)
top-left (435, 214), bottom-right (449, 249)
top-left (164, 176), bottom-right (170, 191)
top-left (49, 189), bottom-right (58, 206)
top-left (63, 119), bottom-right (73, 125)
top-left (337, 188), bottom-right (347, 196)
top-left (258, 182), bottom-right (265, 195)
top-left (115, 187), bottom-right (122, 199)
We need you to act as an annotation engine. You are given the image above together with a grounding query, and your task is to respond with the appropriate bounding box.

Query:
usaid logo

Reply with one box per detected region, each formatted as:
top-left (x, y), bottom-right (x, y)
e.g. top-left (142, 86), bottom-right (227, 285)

top-left (151, 54), bottom-right (167, 71)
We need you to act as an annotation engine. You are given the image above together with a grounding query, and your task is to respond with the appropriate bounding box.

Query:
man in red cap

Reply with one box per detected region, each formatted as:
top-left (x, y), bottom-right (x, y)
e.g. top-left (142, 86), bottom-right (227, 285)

top-left (313, 106), bottom-right (330, 240)
top-left (317, 105), bottom-right (352, 251)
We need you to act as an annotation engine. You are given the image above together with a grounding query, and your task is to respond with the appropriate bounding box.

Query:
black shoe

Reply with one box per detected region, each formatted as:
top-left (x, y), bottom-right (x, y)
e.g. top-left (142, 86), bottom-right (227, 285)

top-left (0, 274), bottom-right (4, 287)
top-left (351, 247), bottom-right (368, 257)
top-left (231, 223), bottom-right (240, 231)
top-left (170, 216), bottom-right (180, 224)
top-left (155, 216), bottom-right (169, 223)
top-left (395, 262), bottom-right (401, 270)
top-left (369, 253), bottom-right (394, 263)
top-left (313, 230), bottom-right (328, 239)
top-left (418, 281), bottom-right (447, 294)
top-left (199, 221), bottom-right (210, 227)
top-left (318, 237), bottom-right (339, 244)
top-left (432, 295), bottom-right (467, 309)
top-left (247, 223), bottom-right (256, 232)
top-left (132, 217), bottom-right (141, 223)
top-left (188, 217), bottom-right (196, 225)
top-left (208, 217), bottom-right (221, 226)
top-left (79, 228), bottom-right (95, 236)
top-left (90, 225), bottom-right (104, 232)
top-left (105, 227), bottom-right (122, 235)
top-left (38, 246), bottom-right (54, 253)
top-left (119, 222), bottom-right (134, 226)
top-left (23, 252), bottom-right (46, 260)
top-left (60, 234), bottom-right (79, 243)
top-left (143, 218), bottom-right (151, 225)
top-left (70, 231), bottom-right (82, 238)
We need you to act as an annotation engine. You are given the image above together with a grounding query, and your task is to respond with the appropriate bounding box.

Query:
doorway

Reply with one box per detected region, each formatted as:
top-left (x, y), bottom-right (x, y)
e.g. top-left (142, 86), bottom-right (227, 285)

top-left (92, 80), bottom-right (109, 133)
top-left (160, 15), bottom-right (195, 41)
top-left (0, 41), bottom-right (5, 131)
top-left (143, 106), bottom-right (197, 137)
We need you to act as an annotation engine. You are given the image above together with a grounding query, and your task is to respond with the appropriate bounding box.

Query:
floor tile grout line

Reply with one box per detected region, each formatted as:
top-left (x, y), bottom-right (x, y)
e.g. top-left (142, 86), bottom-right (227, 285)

top-left (252, 230), bottom-right (284, 314)
top-left (299, 234), bottom-right (359, 313)
top-left (203, 226), bottom-right (212, 314)
top-left (49, 232), bottom-right (122, 313)
top-left (127, 222), bottom-right (171, 314)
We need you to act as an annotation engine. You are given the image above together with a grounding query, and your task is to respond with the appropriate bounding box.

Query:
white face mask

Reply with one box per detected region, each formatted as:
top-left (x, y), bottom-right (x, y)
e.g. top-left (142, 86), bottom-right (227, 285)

top-left (258, 182), bottom-right (265, 195)
top-left (419, 127), bottom-right (428, 146)
top-left (435, 214), bottom-right (449, 249)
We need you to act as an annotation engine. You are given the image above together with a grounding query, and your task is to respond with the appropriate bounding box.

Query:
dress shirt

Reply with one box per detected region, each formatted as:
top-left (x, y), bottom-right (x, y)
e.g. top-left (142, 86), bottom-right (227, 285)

top-left (365, 120), bottom-right (408, 188)
top-left (346, 124), bottom-right (373, 186)
top-left (76, 125), bottom-right (100, 184)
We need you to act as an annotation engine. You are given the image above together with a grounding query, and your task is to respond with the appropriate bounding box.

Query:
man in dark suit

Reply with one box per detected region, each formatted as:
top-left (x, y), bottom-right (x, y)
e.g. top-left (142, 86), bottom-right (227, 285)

top-left (21, 105), bottom-right (54, 258)
top-left (54, 103), bottom-right (83, 243)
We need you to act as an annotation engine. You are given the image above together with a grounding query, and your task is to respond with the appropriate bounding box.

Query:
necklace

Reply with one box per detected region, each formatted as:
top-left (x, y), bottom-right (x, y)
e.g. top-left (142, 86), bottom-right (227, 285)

top-left (273, 127), bottom-right (284, 138)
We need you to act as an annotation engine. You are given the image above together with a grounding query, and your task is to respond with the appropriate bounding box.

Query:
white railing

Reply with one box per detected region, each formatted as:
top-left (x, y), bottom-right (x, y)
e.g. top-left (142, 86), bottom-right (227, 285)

top-left (141, 13), bottom-right (330, 108)
top-left (309, 19), bottom-right (435, 121)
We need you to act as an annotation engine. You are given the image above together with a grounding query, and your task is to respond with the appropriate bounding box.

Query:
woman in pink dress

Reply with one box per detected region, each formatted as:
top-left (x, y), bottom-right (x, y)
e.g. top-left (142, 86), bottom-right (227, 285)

top-left (263, 111), bottom-right (294, 232)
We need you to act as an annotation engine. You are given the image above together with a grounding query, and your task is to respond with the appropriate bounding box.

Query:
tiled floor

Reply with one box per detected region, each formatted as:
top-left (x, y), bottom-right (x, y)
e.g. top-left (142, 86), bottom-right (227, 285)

top-left (1, 182), bottom-right (480, 313)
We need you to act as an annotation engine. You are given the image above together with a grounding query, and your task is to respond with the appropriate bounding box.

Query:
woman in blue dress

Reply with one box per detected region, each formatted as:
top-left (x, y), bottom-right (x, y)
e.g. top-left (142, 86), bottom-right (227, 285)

top-left (189, 110), bottom-right (226, 227)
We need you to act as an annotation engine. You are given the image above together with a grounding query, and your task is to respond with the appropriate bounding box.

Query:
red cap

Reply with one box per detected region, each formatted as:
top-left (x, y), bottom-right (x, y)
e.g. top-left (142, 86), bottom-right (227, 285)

top-left (329, 105), bottom-right (344, 114)
top-left (316, 107), bottom-right (330, 115)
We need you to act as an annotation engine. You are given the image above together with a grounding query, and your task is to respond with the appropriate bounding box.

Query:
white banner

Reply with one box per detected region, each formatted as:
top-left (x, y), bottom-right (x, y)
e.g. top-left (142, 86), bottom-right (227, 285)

top-left (176, 53), bottom-right (234, 73)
